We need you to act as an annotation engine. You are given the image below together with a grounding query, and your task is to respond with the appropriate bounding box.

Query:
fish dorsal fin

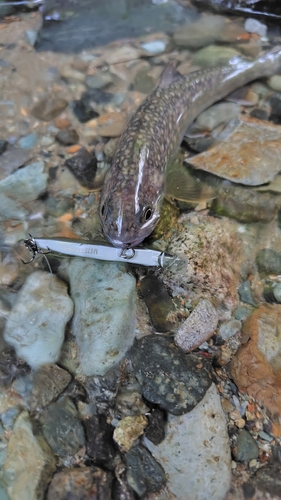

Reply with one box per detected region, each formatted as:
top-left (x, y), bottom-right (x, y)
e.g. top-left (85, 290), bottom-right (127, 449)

top-left (158, 62), bottom-right (184, 89)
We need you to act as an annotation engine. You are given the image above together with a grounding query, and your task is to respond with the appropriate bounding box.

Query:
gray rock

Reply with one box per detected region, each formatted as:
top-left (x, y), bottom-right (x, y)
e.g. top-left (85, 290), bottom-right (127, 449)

top-left (0, 148), bottom-right (32, 180)
top-left (141, 39), bottom-right (167, 54)
top-left (192, 45), bottom-right (240, 67)
top-left (25, 29), bottom-right (38, 47)
top-left (256, 248), bottom-right (281, 275)
top-left (133, 67), bottom-right (156, 94)
top-left (219, 319), bottom-right (242, 340)
top-left (175, 299), bottom-right (218, 352)
top-left (32, 96), bottom-right (68, 121)
top-left (55, 129), bottom-right (79, 145)
top-left (0, 161), bottom-right (48, 203)
top-left (64, 147), bottom-right (97, 188)
top-left (129, 335), bottom-right (212, 415)
top-left (0, 140), bottom-right (7, 155)
top-left (40, 396), bottom-right (85, 458)
top-left (4, 272), bottom-right (74, 369)
top-left (233, 429), bottom-right (259, 462)
top-left (18, 133), bottom-right (38, 149)
top-left (273, 283), bottom-right (281, 303)
top-left (0, 193), bottom-right (27, 221)
top-left (267, 75), bottom-right (281, 92)
top-left (244, 18), bottom-right (267, 37)
top-left (13, 364), bottom-right (72, 411)
top-left (86, 73), bottom-right (113, 89)
top-left (238, 280), bottom-right (257, 306)
top-left (46, 466), bottom-right (113, 500)
top-left (195, 102), bottom-right (240, 132)
top-left (3, 411), bottom-right (56, 500)
top-left (126, 445), bottom-right (166, 497)
top-left (144, 384), bottom-right (231, 500)
top-left (67, 259), bottom-right (136, 376)
top-left (84, 413), bottom-right (115, 465)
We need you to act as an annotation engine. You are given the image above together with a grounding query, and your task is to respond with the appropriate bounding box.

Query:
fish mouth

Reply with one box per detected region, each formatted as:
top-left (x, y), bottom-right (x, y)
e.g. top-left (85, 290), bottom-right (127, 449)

top-left (105, 234), bottom-right (144, 249)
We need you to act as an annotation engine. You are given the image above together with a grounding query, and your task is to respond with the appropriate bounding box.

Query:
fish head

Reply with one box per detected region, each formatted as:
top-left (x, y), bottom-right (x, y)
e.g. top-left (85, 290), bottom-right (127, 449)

top-left (100, 188), bottom-right (163, 248)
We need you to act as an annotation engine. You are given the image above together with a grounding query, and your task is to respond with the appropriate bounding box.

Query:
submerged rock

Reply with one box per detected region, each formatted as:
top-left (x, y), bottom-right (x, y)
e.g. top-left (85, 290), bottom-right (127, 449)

top-left (65, 147), bottom-right (97, 189)
top-left (55, 129), bottom-right (79, 145)
top-left (113, 415), bottom-right (148, 452)
top-left (46, 466), bottom-right (113, 500)
top-left (84, 413), bottom-right (115, 465)
top-left (0, 161), bottom-right (48, 203)
top-left (175, 298), bottom-right (218, 352)
top-left (32, 96), bottom-right (68, 121)
top-left (40, 396), bottom-right (85, 458)
top-left (192, 45), bottom-right (240, 67)
top-left (126, 445), bottom-right (166, 497)
top-left (144, 384), bottom-right (231, 500)
top-left (230, 304), bottom-right (281, 435)
top-left (194, 102), bottom-right (240, 132)
top-left (3, 411), bottom-right (56, 500)
top-left (233, 428), bottom-right (259, 462)
top-left (4, 272), bottom-right (74, 369)
top-left (188, 116), bottom-right (281, 186)
top-left (129, 335), bottom-right (212, 415)
top-left (140, 275), bottom-right (178, 332)
top-left (256, 248), bottom-right (281, 276)
top-left (67, 259), bottom-right (136, 376)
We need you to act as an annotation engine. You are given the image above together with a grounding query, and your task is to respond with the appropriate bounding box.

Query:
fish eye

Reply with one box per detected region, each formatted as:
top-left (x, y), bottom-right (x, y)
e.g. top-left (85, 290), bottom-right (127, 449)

top-left (142, 206), bottom-right (153, 222)
top-left (100, 204), bottom-right (107, 220)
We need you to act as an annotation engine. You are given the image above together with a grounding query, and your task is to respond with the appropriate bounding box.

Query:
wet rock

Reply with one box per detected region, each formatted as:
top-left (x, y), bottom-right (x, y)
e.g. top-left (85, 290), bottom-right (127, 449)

top-left (86, 72), bottom-right (113, 90)
top-left (162, 213), bottom-right (243, 311)
top-left (104, 46), bottom-right (141, 65)
top-left (46, 466), bottom-right (113, 500)
top-left (141, 39), bottom-right (167, 55)
top-left (140, 275), bottom-right (178, 332)
top-left (84, 413), bottom-right (115, 464)
top-left (40, 396), bottom-right (85, 458)
top-left (192, 45), bottom-right (240, 67)
top-left (188, 116), bottom-right (281, 186)
top-left (65, 147), bottom-right (97, 189)
top-left (174, 14), bottom-right (245, 49)
top-left (18, 133), bottom-right (38, 149)
top-left (256, 248), bottom-right (281, 275)
top-left (211, 185), bottom-right (278, 223)
top-left (67, 259), bottom-right (136, 376)
top-left (0, 161), bottom-right (48, 203)
top-left (194, 102), bottom-right (240, 132)
top-left (0, 147), bottom-right (33, 180)
top-left (0, 347), bottom-right (30, 388)
top-left (84, 365), bottom-right (120, 409)
top-left (250, 464), bottom-right (281, 497)
top-left (126, 445), bottom-right (166, 497)
top-left (86, 111), bottom-right (127, 137)
top-left (114, 415), bottom-right (148, 452)
top-left (267, 75), bottom-right (281, 92)
top-left (219, 319), bottom-right (241, 340)
top-left (25, 29), bottom-right (38, 47)
top-left (230, 304), bottom-right (281, 435)
top-left (60, 67), bottom-right (86, 83)
top-left (4, 271), bottom-right (73, 369)
top-left (249, 107), bottom-right (269, 120)
top-left (145, 409), bottom-right (166, 445)
top-left (3, 411), bottom-right (56, 500)
top-left (0, 140), bottom-right (8, 155)
top-left (175, 299), bottom-right (218, 352)
top-left (56, 128), bottom-right (79, 146)
top-left (0, 193), bottom-right (27, 221)
top-left (244, 17), bottom-right (267, 37)
top-left (129, 335), bottom-right (212, 415)
top-left (144, 384), bottom-right (231, 500)
top-left (273, 283), bottom-right (281, 303)
top-left (32, 96), bottom-right (68, 121)
top-left (268, 93), bottom-right (281, 124)
top-left (115, 368), bottom-right (149, 418)
top-left (13, 364), bottom-right (71, 411)
top-left (133, 67), bottom-right (156, 94)
top-left (233, 429), bottom-right (259, 462)
top-left (72, 94), bottom-right (100, 123)
top-left (238, 280), bottom-right (257, 306)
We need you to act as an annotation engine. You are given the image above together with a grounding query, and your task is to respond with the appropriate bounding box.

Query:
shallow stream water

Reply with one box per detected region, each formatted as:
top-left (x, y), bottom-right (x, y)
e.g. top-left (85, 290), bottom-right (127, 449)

top-left (0, 1), bottom-right (281, 499)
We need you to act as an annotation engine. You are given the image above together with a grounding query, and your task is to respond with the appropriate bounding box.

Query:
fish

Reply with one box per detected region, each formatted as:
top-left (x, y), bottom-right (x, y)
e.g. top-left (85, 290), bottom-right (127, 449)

top-left (100, 46), bottom-right (281, 248)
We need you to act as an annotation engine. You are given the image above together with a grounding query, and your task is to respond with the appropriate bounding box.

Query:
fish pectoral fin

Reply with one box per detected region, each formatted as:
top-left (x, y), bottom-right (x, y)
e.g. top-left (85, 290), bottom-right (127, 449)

top-left (165, 161), bottom-right (217, 203)
top-left (158, 62), bottom-right (184, 89)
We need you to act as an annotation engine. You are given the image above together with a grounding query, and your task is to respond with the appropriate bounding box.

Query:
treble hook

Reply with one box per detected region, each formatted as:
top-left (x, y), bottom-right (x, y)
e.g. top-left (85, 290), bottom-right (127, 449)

top-left (21, 234), bottom-right (50, 264)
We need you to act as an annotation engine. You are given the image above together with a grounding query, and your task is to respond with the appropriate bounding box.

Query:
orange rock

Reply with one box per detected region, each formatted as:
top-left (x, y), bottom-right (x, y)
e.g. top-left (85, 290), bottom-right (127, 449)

top-left (54, 116), bottom-right (71, 129)
top-left (58, 213), bottom-right (73, 222)
top-left (230, 304), bottom-right (281, 435)
top-left (66, 144), bottom-right (82, 154)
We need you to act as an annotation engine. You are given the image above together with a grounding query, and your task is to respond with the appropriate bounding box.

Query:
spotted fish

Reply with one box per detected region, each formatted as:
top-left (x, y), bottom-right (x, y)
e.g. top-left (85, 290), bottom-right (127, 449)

top-left (100, 47), bottom-right (281, 248)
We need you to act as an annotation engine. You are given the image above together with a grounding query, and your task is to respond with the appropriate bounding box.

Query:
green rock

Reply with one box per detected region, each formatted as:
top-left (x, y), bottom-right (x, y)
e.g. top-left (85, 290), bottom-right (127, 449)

top-left (192, 45), bottom-right (240, 67)
top-left (256, 248), bottom-right (281, 275)
top-left (233, 429), bottom-right (259, 462)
